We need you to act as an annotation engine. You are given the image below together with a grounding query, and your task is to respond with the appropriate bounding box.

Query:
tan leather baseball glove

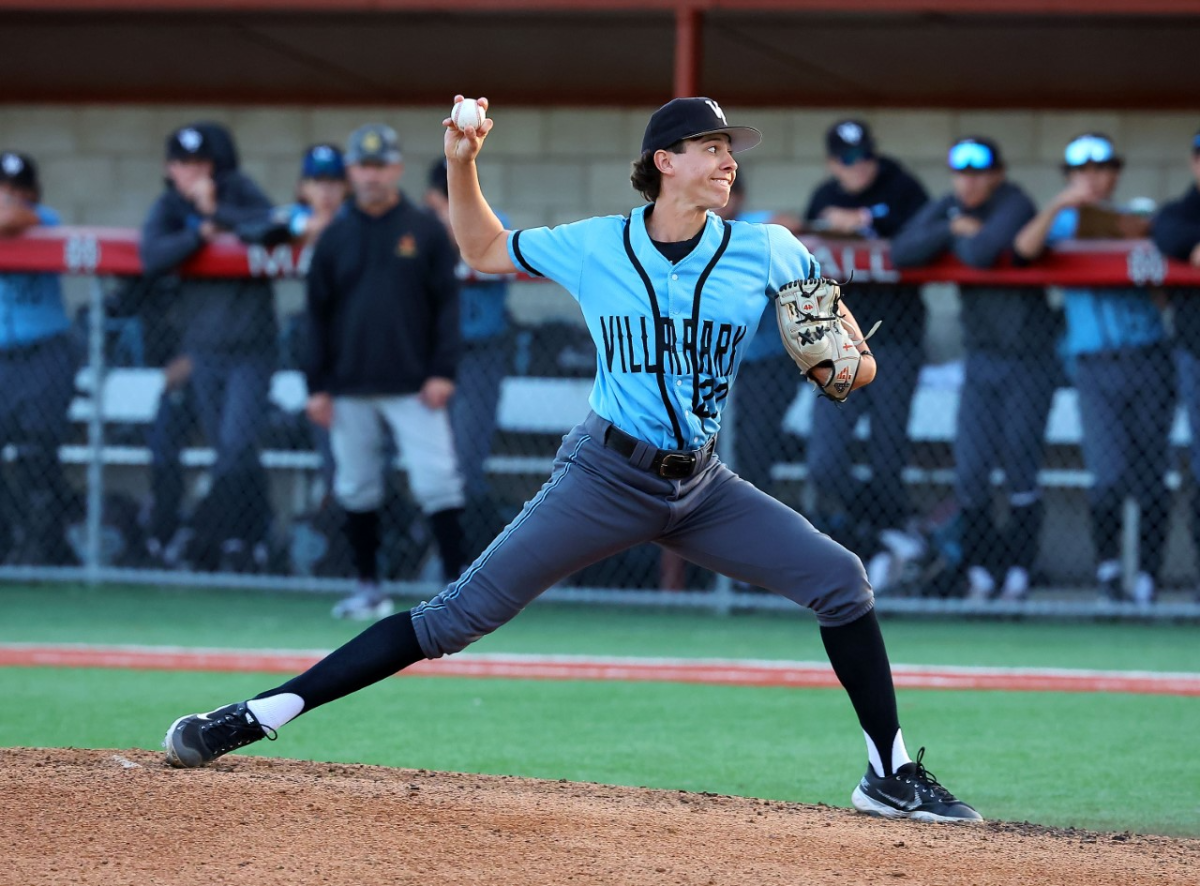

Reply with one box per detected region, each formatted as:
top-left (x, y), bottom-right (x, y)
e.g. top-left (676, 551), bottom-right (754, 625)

top-left (775, 276), bottom-right (877, 402)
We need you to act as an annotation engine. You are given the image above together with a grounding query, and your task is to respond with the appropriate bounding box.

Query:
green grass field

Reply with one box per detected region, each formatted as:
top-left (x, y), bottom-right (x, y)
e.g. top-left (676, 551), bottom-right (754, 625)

top-left (2, 583), bottom-right (1198, 836)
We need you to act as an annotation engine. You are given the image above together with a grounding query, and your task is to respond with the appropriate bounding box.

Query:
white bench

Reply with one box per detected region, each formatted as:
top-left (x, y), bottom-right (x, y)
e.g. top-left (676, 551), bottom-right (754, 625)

top-left (51, 364), bottom-right (1192, 491)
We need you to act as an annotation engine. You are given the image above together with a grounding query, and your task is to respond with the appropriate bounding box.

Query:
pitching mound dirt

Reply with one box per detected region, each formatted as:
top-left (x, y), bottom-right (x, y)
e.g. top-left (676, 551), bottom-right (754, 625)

top-left (3, 748), bottom-right (1196, 886)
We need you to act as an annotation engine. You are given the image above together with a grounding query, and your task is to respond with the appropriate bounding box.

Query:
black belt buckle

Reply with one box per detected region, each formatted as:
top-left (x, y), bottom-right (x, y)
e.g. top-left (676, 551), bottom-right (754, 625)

top-left (657, 452), bottom-right (696, 479)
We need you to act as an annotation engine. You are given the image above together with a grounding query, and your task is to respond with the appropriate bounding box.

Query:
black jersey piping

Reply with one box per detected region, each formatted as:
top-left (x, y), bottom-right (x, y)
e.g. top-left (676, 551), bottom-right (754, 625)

top-left (510, 230), bottom-right (544, 277)
top-left (689, 220), bottom-right (732, 418)
top-left (623, 216), bottom-right (686, 450)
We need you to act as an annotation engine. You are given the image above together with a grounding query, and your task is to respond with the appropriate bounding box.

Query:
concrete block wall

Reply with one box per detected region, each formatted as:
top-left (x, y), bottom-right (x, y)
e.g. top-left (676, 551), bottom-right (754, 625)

top-left (2, 103), bottom-right (1196, 232)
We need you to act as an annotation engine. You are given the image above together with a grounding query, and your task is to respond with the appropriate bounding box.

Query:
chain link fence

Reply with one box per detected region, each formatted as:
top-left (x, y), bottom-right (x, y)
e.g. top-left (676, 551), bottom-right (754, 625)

top-left (3, 233), bottom-right (1200, 618)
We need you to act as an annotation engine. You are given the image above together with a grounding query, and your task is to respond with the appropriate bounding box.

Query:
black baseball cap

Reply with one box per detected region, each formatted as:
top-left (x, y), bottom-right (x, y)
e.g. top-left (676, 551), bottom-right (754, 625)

top-left (948, 136), bottom-right (1004, 172)
top-left (301, 143), bottom-right (346, 180)
top-left (826, 119), bottom-right (876, 164)
top-left (165, 125), bottom-right (214, 162)
top-left (0, 151), bottom-right (39, 195)
top-left (641, 97), bottom-right (761, 155)
top-left (345, 123), bottom-right (402, 165)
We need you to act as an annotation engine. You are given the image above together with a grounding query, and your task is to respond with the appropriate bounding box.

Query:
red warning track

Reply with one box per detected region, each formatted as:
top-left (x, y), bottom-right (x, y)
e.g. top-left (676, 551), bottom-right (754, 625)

top-left (3, 644), bottom-right (1198, 696)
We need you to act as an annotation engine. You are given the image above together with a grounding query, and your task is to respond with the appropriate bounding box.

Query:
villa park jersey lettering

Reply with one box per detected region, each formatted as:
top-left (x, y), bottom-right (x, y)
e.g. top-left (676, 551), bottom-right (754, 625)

top-left (508, 203), bottom-right (819, 450)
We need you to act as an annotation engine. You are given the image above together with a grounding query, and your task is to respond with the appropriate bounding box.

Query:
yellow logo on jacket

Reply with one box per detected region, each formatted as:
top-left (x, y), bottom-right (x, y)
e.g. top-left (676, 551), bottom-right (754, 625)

top-left (396, 234), bottom-right (418, 258)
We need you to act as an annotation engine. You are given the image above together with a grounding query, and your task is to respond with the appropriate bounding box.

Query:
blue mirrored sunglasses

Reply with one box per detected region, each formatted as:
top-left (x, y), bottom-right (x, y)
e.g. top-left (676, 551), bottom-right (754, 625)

top-left (1064, 135), bottom-right (1116, 167)
top-left (948, 141), bottom-right (994, 171)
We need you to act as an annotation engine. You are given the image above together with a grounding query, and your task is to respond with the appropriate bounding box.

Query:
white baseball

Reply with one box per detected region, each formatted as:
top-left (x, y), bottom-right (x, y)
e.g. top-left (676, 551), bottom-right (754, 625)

top-left (452, 98), bottom-right (486, 132)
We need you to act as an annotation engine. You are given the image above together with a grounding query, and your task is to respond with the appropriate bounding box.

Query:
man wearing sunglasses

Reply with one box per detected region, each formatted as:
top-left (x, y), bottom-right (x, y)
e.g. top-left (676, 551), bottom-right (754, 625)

top-left (1152, 129), bottom-right (1200, 602)
top-left (892, 137), bottom-right (1055, 603)
top-left (1015, 133), bottom-right (1170, 606)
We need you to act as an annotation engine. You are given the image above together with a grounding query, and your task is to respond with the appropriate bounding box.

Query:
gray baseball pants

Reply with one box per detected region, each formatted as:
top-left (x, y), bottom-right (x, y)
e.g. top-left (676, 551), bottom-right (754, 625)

top-left (411, 412), bottom-right (874, 659)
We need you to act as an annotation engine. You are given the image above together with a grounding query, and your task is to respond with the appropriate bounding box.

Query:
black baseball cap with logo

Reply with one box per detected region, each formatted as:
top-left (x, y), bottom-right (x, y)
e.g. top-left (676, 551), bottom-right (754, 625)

top-left (641, 97), bottom-right (761, 155)
top-left (345, 123), bottom-right (403, 165)
top-left (825, 119), bottom-right (876, 164)
top-left (165, 126), bottom-right (214, 162)
top-left (0, 151), bottom-right (39, 195)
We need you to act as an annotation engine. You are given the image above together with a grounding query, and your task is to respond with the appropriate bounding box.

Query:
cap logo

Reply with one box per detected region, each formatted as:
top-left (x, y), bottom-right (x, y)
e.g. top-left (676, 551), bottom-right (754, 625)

top-left (1, 153), bottom-right (22, 176)
top-left (837, 122), bottom-right (864, 145)
top-left (178, 128), bottom-right (203, 152)
top-left (704, 100), bottom-right (727, 125)
top-left (363, 132), bottom-right (382, 152)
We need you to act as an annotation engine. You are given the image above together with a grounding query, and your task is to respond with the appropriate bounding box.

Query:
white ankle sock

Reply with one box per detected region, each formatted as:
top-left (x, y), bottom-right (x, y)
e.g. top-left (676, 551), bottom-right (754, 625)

top-left (246, 693), bottom-right (305, 731)
top-left (865, 728), bottom-right (912, 778)
top-left (891, 729), bottom-right (913, 774)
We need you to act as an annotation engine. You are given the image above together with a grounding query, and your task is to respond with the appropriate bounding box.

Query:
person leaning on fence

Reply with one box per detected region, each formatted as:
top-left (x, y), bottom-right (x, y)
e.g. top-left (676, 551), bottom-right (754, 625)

top-left (424, 158), bottom-right (513, 517)
top-left (0, 151), bottom-right (79, 566)
top-left (1152, 128), bottom-right (1200, 603)
top-left (1015, 133), bottom-right (1170, 606)
top-left (281, 144), bottom-right (350, 246)
top-left (305, 124), bottom-right (466, 621)
top-left (139, 123), bottom-right (279, 572)
top-left (891, 137), bottom-right (1054, 603)
top-left (802, 120), bottom-right (931, 593)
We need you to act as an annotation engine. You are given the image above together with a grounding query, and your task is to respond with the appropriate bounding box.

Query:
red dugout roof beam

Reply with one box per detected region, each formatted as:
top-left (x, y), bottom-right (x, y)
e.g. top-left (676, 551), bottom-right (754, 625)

top-left (3, 1), bottom-right (1200, 12)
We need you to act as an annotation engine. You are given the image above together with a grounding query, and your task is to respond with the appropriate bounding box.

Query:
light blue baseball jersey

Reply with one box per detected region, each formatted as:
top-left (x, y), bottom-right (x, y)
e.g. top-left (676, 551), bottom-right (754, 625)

top-left (1048, 207), bottom-right (1166, 356)
top-left (0, 205), bottom-right (70, 350)
top-left (508, 203), bottom-right (819, 450)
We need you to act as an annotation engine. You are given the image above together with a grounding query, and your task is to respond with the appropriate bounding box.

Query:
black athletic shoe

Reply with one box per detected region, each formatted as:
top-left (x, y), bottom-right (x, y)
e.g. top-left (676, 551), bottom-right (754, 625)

top-left (163, 702), bottom-right (275, 768)
top-left (851, 747), bottom-right (982, 822)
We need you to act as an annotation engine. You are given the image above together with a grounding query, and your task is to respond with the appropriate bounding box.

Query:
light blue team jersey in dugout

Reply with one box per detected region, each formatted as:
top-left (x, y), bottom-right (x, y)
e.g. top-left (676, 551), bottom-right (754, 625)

top-left (507, 204), bottom-right (819, 450)
top-left (0, 205), bottom-right (70, 349)
top-left (1047, 207), bottom-right (1166, 356)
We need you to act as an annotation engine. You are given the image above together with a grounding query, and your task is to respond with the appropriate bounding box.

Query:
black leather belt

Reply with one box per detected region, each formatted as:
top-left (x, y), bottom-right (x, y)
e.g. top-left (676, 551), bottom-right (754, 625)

top-left (603, 425), bottom-right (715, 480)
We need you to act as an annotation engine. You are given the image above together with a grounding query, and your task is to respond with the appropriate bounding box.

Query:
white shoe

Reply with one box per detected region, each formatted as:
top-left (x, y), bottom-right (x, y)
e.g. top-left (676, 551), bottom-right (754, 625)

top-left (879, 527), bottom-right (926, 562)
top-left (867, 551), bottom-right (895, 594)
top-left (999, 566), bottom-right (1029, 601)
top-left (331, 585), bottom-right (395, 620)
top-left (1132, 572), bottom-right (1156, 606)
top-left (966, 565), bottom-right (995, 602)
top-left (1096, 559), bottom-right (1122, 602)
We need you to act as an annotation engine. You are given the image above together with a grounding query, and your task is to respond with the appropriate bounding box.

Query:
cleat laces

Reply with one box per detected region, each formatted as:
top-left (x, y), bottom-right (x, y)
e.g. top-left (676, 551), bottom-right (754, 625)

top-left (903, 747), bottom-right (958, 803)
top-left (200, 706), bottom-right (277, 756)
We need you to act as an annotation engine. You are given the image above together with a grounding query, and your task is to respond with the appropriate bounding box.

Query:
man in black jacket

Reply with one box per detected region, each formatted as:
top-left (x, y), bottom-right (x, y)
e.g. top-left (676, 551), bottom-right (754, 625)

top-left (1152, 129), bottom-right (1200, 598)
top-left (305, 123), bottom-right (465, 620)
top-left (803, 120), bottom-right (930, 592)
top-left (140, 123), bottom-right (277, 571)
top-left (891, 137), bottom-right (1055, 602)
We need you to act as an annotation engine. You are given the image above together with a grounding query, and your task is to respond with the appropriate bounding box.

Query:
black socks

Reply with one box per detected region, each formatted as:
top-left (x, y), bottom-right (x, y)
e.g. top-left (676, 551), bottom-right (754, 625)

top-left (344, 508), bottom-right (381, 584)
top-left (256, 610), bottom-right (425, 711)
top-left (428, 507), bottom-right (465, 581)
top-left (820, 608), bottom-right (902, 776)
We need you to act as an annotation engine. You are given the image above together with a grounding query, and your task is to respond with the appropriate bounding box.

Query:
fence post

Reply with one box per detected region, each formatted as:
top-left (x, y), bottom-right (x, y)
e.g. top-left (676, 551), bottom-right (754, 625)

top-left (1120, 495), bottom-right (1139, 597)
top-left (85, 274), bottom-right (106, 584)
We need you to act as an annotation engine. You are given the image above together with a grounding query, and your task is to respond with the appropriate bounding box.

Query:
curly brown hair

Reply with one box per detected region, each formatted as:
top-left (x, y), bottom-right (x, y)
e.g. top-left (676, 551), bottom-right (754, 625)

top-left (629, 141), bottom-right (685, 203)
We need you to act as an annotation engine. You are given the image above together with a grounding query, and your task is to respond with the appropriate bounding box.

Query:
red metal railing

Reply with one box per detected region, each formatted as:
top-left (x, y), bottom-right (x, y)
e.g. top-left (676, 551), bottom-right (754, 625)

top-left (2, 226), bottom-right (1198, 288)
